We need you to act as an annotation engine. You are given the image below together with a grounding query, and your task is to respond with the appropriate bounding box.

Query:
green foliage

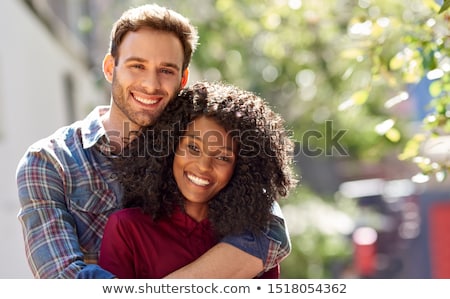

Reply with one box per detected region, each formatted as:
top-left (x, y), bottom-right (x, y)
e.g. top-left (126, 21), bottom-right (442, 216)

top-left (439, 0), bottom-right (450, 13)
top-left (186, 0), bottom-right (450, 177)
top-left (393, 0), bottom-right (450, 181)
top-left (279, 187), bottom-right (356, 278)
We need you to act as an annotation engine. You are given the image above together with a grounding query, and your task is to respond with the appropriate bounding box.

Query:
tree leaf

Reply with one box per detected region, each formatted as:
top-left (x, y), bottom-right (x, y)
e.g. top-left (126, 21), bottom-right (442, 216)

top-left (439, 0), bottom-right (450, 13)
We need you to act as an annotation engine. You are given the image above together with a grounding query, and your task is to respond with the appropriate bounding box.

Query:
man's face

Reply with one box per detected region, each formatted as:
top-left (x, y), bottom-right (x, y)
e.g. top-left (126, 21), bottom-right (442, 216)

top-left (104, 27), bottom-right (187, 131)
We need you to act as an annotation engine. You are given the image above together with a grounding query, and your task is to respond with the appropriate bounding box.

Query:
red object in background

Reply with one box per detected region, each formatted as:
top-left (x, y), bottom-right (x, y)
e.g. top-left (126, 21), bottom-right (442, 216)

top-left (353, 243), bottom-right (376, 277)
top-left (352, 227), bottom-right (377, 277)
top-left (428, 202), bottom-right (450, 278)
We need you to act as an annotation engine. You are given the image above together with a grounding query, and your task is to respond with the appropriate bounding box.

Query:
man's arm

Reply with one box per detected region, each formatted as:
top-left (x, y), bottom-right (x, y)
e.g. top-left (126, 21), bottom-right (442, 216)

top-left (17, 149), bottom-right (81, 278)
top-left (165, 201), bottom-right (290, 278)
top-left (16, 147), bottom-right (117, 279)
top-left (164, 243), bottom-right (263, 278)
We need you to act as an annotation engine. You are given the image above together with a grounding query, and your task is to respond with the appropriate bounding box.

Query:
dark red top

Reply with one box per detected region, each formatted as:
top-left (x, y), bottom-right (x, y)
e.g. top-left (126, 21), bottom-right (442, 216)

top-left (99, 207), bottom-right (279, 278)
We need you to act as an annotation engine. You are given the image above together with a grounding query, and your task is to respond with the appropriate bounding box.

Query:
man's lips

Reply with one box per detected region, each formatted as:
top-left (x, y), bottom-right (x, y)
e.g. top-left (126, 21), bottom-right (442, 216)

top-left (132, 92), bottom-right (162, 105)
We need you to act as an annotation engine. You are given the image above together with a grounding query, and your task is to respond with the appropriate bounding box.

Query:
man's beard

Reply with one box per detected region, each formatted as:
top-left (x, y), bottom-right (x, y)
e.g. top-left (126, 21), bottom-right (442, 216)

top-left (111, 77), bottom-right (178, 128)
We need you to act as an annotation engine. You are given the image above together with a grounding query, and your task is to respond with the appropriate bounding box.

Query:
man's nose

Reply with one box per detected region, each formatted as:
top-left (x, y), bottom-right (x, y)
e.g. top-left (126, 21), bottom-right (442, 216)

top-left (142, 71), bottom-right (161, 91)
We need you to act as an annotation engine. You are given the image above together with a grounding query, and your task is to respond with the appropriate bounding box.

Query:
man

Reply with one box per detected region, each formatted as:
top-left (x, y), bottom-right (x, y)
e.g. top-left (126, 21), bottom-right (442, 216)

top-left (16, 3), bottom-right (290, 279)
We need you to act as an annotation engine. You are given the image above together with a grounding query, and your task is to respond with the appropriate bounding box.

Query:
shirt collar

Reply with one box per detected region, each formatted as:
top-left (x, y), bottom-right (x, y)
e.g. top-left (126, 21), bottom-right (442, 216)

top-left (81, 105), bottom-right (110, 151)
top-left (171, 207), bottom-right (212, 237)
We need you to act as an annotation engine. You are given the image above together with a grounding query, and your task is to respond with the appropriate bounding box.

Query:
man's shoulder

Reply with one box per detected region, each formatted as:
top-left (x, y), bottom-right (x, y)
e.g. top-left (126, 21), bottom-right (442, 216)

top-left (26, 105), bottom-right (109, 153)
top-left (26, 120), bottom-right (82, 152)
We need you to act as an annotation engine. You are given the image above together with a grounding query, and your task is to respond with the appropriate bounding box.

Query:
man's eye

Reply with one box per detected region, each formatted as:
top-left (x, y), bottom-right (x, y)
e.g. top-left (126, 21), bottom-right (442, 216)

top-left (161, 69), bottom-right (175, 75)
top-left (132, 64), bottom-right (144, 69)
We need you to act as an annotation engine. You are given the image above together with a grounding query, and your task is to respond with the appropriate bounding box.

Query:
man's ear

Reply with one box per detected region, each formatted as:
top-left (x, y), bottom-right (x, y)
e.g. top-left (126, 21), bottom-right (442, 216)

top-left (181, 68), bottom-right (189, 88)
top-left (103, 54), bottom-right (115, 83)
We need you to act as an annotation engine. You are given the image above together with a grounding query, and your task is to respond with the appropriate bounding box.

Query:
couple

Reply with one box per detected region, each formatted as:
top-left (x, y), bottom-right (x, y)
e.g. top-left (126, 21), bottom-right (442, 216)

top-left (16, 3), bottom-right (297, 279)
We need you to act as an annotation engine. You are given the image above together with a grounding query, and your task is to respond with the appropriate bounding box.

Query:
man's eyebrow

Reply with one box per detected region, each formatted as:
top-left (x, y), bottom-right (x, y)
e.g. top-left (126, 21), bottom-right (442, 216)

top-left (124, 57), bottom-right (180, 70)
top-left (161, 62), bottom-right (181, 71)
top-left (123, 56), bottom-right (146, 63)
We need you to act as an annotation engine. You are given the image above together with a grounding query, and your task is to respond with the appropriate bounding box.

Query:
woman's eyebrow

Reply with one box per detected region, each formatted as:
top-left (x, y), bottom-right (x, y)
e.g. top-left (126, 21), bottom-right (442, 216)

top-left (184, 134), bottom-right (235, 153)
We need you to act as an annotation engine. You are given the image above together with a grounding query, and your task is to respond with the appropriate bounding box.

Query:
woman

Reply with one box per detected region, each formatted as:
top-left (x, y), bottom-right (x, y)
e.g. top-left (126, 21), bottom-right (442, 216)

top-left (98, 81), bottom-right (298, 278)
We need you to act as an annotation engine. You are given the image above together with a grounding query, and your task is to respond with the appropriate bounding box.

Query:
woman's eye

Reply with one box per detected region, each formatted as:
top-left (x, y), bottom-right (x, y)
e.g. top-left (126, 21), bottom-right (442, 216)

top-left (216, 156), bottom-right (229, 162)
top-left (187, 144), bottom-right (200, 153)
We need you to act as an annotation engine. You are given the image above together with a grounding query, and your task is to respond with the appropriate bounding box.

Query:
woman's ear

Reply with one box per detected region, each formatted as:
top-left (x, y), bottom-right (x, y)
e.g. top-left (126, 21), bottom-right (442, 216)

top-left (102, 54), bottom-right (115, 83)
top-left (181, 68), bottom-right (189, 88)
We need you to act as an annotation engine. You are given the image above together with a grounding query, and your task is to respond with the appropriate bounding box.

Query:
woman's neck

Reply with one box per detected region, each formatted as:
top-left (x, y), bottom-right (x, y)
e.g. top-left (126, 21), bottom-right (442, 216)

top-left (184, 201), bottom-right (208, 222)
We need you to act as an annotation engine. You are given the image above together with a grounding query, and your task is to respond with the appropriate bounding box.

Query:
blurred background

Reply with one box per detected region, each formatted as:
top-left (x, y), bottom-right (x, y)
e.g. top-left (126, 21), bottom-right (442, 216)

top-left (1, 0), bottom-right (449, 278)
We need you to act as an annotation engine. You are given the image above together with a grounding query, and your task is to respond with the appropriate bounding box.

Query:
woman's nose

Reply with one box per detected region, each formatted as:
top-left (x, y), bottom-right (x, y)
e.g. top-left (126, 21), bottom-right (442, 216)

top-left (197, 154), bottom-right (213, 171)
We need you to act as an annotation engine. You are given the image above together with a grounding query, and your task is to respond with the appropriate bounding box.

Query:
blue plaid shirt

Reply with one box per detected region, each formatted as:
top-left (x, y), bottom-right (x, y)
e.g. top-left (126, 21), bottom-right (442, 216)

top-left (17, 106), bottom-right (291, 278)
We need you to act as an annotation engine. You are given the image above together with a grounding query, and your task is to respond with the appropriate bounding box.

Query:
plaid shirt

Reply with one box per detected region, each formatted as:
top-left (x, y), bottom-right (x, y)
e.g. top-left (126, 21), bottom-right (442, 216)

top-left (17, 106), bottom-right (291, 279)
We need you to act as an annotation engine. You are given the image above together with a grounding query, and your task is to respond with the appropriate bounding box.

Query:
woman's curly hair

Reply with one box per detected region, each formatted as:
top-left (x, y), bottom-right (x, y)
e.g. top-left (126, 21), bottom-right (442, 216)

top-left (113, 81), bottom-right (298, 238)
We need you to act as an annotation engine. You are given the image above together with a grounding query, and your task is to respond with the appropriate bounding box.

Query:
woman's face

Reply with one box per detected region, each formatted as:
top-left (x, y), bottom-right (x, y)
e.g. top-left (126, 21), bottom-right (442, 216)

top-left (173, 116), bottom-right (237, 208)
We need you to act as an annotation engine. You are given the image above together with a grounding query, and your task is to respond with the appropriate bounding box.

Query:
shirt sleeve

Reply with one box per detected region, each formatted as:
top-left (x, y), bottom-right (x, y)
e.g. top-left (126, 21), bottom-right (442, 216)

top-left (256, 264), bottom-right (280, 279)
top-left (220, 201), bottom-right (291, 272)
top-left (76, 264), bottom-right (116, 279)
top-left (16, 147), bottom-right (114, 278)
top-left (17, 149), bottom-right (80, 278)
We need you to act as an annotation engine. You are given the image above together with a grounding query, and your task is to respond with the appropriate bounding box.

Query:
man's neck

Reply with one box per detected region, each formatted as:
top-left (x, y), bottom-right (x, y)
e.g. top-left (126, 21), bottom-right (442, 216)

top-left (101, 108), bottom-right (141, 155)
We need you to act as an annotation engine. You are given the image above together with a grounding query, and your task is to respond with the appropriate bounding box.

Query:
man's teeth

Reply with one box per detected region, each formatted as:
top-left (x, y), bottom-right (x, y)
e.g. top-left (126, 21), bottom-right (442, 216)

top-left (134, 95), bottom-right (159, 105)
top-left (187, 173), bottom-right (210, 186)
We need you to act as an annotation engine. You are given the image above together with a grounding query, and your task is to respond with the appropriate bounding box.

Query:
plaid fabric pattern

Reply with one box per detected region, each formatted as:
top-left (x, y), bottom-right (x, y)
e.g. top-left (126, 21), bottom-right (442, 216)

top-left (16, 106), bottom-right (121, 278)
top-left (221, 201), bottom-right (291, 272)
top-left (263, 209), bottom-right (291, 270)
